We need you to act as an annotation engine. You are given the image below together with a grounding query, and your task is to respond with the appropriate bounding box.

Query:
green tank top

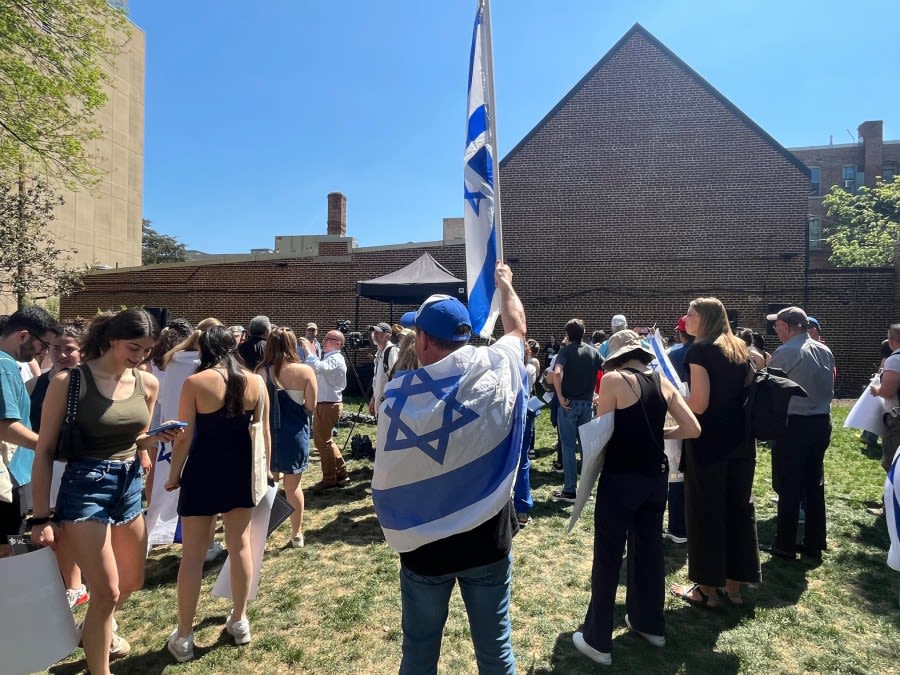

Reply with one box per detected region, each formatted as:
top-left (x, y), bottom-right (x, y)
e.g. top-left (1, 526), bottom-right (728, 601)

top-left (75, 365), bottom-right (150, 461)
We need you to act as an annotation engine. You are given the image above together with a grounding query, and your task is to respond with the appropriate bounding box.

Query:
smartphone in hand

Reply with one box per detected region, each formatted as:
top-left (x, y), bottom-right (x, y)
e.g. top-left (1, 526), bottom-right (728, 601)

top-left (147, 421), bottom-right (188, 435)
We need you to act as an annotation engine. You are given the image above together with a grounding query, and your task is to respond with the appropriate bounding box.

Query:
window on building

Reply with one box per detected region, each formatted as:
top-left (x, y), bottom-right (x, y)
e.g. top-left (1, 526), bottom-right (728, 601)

top-left (883, 162), bottom-right (897, 183)
top-left (809, 166), bottom-right (821, 196)
top-left (842, 165), bottom-right (857, 193)
top-left (808, 217), bottom-right (823, 250)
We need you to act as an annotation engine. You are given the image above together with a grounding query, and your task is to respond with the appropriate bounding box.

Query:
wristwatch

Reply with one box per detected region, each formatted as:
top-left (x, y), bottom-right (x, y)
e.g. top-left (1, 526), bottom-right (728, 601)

top-left (26, 515), bottom-right (52, 528)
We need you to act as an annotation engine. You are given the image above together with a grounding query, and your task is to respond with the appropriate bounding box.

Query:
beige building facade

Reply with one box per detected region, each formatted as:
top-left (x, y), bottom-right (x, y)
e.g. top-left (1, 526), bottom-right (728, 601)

top-left (1, 20), bottom-right (145, 314)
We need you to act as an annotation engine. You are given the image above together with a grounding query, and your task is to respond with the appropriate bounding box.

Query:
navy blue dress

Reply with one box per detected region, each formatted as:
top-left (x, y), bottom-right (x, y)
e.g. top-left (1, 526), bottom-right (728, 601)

top-left (265, 367), bottom-right (311, 475)
top-left (178, 407), bottom-right (255, 516)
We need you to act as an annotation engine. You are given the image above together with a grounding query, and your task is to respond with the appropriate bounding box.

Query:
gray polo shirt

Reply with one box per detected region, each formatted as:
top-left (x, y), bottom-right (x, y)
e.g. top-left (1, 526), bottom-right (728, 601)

top-left (768, 333), bottom-right (835, 415)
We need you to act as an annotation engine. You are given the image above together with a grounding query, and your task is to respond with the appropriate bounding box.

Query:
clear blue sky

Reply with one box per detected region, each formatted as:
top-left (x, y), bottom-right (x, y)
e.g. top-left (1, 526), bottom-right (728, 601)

top-left (128, 0), bottom-right (900, 254)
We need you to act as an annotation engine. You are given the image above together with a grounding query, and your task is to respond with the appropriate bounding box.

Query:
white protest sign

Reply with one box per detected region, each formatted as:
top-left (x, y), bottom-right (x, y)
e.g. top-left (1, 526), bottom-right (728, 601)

top-left (212, 482), bottom-right (277, 601)
top-left (0, 546), bottom-right (79, 674)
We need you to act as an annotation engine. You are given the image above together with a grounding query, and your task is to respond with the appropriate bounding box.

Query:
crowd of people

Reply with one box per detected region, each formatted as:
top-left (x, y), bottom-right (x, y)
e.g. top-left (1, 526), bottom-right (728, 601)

top-left (1, 267), bottom-right (897, 672)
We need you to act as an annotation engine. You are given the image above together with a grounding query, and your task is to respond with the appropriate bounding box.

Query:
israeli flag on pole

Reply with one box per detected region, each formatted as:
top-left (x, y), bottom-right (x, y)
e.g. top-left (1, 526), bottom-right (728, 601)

top-left (648, 328), bottom-right (684, 391)
top-left (372, 336), bottom-right (526, 553)
top-left (464, 0), bottom-right (502, 338)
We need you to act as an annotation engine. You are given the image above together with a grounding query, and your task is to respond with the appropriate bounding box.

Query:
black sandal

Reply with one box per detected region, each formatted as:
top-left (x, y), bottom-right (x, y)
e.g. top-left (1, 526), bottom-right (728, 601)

top-left (672, 583), bottom-right (720, 608)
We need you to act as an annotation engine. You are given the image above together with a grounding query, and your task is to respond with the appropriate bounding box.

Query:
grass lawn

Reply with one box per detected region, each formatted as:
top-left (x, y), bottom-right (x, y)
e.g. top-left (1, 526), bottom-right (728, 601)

top-left (47, 402), bottom-right (900, 674)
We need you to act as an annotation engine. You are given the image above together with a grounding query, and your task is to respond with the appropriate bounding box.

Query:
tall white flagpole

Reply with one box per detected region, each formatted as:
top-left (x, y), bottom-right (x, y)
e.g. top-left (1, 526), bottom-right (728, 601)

top-left (481, 0), bottom-right (503, 261)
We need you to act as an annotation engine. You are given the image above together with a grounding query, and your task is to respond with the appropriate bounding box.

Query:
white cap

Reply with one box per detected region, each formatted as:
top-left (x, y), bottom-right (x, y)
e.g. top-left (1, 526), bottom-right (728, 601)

top-left (611, 314), bottom-right (627, 331)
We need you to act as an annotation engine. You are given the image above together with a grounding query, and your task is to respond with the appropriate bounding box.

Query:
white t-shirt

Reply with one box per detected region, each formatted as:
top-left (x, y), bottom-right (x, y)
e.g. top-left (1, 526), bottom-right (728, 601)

top-left (883, 351), bottom-right (900, 405)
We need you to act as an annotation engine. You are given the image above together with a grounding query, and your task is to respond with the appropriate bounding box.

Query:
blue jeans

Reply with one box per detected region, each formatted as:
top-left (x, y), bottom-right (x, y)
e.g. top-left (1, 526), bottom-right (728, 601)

top-left (54, 457), bottom-right (143, 525)
top-left (558, 400), bottom-right (593, 494)
top-left (514, 413), bottom-right (534, 514)
top-left (399, 554), bottom-right (516, 675)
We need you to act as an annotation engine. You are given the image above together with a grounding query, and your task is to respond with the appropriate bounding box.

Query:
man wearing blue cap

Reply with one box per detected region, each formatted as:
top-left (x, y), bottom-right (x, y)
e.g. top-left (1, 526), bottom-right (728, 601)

top-left (372, 262), bottom-right (526, 675)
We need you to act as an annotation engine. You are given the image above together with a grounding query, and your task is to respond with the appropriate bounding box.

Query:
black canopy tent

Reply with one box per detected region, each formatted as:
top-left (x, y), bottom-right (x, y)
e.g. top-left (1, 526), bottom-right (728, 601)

top-left (355, 252), bottom-right (467, 327)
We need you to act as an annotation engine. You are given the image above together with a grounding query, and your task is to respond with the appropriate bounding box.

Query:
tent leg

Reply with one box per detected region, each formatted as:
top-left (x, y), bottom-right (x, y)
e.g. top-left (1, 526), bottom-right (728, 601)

top-left (355, 294), bottom-right (360, 332)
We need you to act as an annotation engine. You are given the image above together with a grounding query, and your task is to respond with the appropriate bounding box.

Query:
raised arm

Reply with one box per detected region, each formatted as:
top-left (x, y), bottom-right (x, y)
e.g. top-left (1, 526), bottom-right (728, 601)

top-left (496, 262), bottom-right (526, 342)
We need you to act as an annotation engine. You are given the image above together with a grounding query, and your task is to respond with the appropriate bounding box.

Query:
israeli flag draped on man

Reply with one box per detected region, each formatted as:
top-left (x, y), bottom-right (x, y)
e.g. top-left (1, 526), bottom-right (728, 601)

top-left (372, 335), bottom-right (526, 553)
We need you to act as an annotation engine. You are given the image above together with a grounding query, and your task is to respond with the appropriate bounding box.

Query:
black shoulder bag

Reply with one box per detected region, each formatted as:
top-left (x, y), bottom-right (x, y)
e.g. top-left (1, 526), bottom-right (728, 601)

top-left (55, 367), bottom-right (86, 461)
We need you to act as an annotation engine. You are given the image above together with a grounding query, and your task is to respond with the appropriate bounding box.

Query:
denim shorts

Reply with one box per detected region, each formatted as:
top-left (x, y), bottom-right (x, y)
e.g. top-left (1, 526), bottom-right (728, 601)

top-left (54, 457), bottom-right (144, 526)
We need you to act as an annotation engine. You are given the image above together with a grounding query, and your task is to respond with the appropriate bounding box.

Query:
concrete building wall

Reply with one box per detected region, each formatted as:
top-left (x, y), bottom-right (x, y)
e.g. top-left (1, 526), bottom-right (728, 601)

top-left (0, 21), bottom-right (146, 315)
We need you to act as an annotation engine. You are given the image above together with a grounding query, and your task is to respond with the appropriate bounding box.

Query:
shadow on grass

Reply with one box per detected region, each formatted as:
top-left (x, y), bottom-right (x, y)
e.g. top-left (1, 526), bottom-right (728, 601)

top-left (531, 605), bottom-right (743, 674)
top-left (49, 622), bottom-right (239, 675)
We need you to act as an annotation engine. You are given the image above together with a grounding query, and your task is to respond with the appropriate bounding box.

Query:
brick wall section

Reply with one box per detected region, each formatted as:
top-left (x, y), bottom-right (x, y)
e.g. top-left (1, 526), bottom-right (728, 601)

top-left (806, 267), bottom-right (894, 394)
top-left (60, 27), bottom-right (890, 395)
top-left (499, 29), bottom-right (809, 359)
top-left (61, 245), bottom-right (467, 337)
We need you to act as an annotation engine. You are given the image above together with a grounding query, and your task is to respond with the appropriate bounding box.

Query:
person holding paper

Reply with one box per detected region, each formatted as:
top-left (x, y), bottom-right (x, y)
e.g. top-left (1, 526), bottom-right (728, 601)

top-left (871, 324), bottom-right (900, 473)
top-left (31, 309), bottom-right (180, 675)
top-left (572, 330), bottom-right (698, 667)
top-left (164, 325), bottom-right (271, 662)
top-left (256, 327), bottom-right (316, 548)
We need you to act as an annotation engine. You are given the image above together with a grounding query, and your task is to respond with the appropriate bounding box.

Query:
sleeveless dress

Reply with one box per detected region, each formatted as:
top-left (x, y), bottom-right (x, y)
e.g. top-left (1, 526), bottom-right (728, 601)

top-left (178, 381), bottom-right (256, 516)
top-left (265, 366), bottom-right (311, 474)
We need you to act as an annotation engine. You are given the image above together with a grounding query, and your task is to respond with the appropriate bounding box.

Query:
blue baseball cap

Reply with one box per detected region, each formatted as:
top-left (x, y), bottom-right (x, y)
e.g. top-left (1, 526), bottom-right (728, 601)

top-left (399, 311), bottom-right (417, 328)
top-left (807, 316), bottom-right (820, 329)
top-left (415, 294), bottom-right (472, 342)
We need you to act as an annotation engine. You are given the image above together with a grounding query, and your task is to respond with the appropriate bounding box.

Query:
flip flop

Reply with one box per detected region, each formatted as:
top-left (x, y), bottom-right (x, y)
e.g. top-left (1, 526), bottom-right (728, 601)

top-left (672, 583), bottom-right (720, 609)
top-left (716, 588), bottom-right (744, 607)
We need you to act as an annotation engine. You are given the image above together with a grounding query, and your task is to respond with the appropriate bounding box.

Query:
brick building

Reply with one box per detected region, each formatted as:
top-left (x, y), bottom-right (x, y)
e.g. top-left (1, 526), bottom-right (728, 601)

top-left (61, 25), bottom-right (893, 394)
top-left (790, 120), bottom-right (900, 268)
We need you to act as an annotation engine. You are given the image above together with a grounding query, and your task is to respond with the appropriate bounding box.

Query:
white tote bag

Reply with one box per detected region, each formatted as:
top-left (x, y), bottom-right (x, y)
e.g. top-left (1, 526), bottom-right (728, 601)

top-left (249, 374), bottom-right (268, 505)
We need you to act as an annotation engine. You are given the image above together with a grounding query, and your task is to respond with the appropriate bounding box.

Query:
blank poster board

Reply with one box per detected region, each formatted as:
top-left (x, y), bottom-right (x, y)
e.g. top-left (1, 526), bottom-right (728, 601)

top-left (0, 546), bottom-right (79, 674)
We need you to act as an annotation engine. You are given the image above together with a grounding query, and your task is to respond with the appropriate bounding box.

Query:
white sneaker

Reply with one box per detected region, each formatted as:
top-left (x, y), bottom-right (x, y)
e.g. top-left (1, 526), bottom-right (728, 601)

top-left (625, 614), bottom-right (666, 647)
top-left (290, 533), bottom-right (304, 548)
top-left (572, 631), bottom-right (611, 665)
top-left (226, 615), bottom-right (251, 645)
top-left (109, 632), bottom-right (131, 658)
top-left (167, 629), bottom-right (195, 663)
top-left (204, 541), bottom-right (225, 562)
top-left (66, 584), bottom-right (90, 609)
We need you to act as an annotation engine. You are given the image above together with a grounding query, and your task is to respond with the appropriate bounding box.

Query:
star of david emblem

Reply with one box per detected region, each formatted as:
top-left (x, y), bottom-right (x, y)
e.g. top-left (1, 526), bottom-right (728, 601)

top-left (382, 368), bottom-right (479, 465)
top-left (464, 186), bottom-right (484, 216)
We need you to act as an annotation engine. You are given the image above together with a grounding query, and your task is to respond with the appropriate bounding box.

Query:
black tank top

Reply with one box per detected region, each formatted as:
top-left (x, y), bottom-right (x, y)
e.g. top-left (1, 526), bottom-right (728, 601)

top-left (603, 369), bottom-right (668, 475)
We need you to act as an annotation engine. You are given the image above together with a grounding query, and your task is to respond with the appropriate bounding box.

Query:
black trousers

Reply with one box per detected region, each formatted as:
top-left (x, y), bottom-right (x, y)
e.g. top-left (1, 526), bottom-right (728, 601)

top-left (583, 470), bottom-right (667, 652)
top-left (772, 414), bottom-right (831, 554)
top-left (684, 443), bottom-right (761, 587)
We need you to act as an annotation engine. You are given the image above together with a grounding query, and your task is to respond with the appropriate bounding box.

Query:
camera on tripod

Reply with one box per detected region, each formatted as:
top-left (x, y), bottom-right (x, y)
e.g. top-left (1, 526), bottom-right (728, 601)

top-left (336, 320), bottom-right (368, 348)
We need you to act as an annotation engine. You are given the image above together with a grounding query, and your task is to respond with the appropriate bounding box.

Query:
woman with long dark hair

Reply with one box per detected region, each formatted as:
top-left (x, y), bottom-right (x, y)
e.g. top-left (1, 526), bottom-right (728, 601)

top-left (572, 330), bottom-right (699, 666)
top-left (672, 297), bottom-right (761, 608)
top-left (164, 325), bottom-right (271, 663)
top-left (256, 327), bottom-right (316, 547)
top-left (31, 309), bottom-right (181, 675)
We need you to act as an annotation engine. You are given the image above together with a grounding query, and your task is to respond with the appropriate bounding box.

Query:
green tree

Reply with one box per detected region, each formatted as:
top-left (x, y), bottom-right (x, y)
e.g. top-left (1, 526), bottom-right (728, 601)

top-left (0, 1), bottom-right (129, 185)
top-left (0, 176), bottom-right (84, 309)
top-left (142, 219), bottom-right (188, 265)
top-left (824, 178), bottom-right (900, 267)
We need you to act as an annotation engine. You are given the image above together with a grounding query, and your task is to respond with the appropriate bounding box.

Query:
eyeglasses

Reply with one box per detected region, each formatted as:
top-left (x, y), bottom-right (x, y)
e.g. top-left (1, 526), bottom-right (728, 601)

top-left (324, 336), bottom-right (342, 344)
top-left (28, 332), bottom-right (52, 350)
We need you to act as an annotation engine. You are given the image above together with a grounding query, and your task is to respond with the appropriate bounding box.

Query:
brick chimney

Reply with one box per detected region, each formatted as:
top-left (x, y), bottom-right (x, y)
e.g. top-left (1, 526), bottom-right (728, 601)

top-left (327, 192), bottom-right (346, 237)
top-left (858, 120), bottom-right (883, 188)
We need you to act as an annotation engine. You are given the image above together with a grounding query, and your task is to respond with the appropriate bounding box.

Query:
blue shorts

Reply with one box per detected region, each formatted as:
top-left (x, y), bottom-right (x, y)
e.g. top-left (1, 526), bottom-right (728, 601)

top-left (54, 457), bottom-right (144, 526)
